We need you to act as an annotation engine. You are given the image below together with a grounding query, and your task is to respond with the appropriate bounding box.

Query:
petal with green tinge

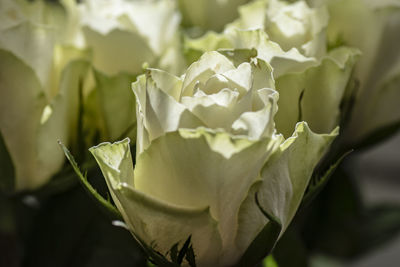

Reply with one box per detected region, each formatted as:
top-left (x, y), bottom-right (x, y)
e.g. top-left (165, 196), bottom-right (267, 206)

top-left (89, 138), bottom-right (223, 267)
top-left (133, 129), bottom-right (279, 265)
top-left (132, 74), bottom-right (204, 152)
top-left (0, 49), bottom-right (47, 190)
top-left (275, 47), bottom-right (359, 137)
top-left (94, 69), bottom-right (137, 141)
top-left (82, 27), bottom-right (155, 75)
top-left (182, 51), bottom-right (236, 97)
top-left (235, 122), bottom-right (337, 257)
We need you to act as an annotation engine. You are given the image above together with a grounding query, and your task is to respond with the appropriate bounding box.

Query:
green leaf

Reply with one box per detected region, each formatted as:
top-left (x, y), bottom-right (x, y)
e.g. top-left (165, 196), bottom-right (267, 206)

top-left (272, 225), bottom-right (308, 267)
top-left (353, 119), bottom-right (400, 150)
top-left (301, 150), bottom-right (352, 208)
top-left (301, 169), bottom-right (400, 259)
top-left (58, 141), bottom-right (122, 220)
top-left (236, 193), bottom-right (282, 267)
top-left (0, 131), bottom-right (15, 193)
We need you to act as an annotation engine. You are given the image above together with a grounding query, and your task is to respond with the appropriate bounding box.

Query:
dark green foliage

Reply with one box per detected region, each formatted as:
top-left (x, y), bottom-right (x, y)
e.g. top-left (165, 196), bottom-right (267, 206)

top-left (0, 131), bottom-right (15, 193)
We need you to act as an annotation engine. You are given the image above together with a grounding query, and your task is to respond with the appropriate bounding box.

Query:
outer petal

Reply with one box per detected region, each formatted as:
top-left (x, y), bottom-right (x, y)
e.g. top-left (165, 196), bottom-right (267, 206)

top-left (178, 0), bottom-right (249, 32)
top-left (184, 31), bottom-right (232, 56)
top-left (234, 122), bottom-right (338, 258)
top-left (184, 29), bottom-right (318, 78)
top-left (227, 0), bottom-right (329, 57)
top-left (340, 3), bottom-right (400, 143)
top-left (0, 21), bottom-right (55, 92)
top-left (275, 47), bottom-right (359, 137)
top-left (315, 1), bottom-right (400, 144)
top-left (348, 60), bottom-right (400, 143)
top-left (133, 128), bottom-right (279, 265)
top-left (265, 0), bottom-right (329, 57)
top-left (82, 27), bottom-right (155, 75)
top-left (322, 0), bottom-right (386, 83)
top-left (37, 60), bottom-right (91, 185)
top-left (0, 49), bottom-right (88, 190)
top-left (124, 0), bottom-right (180, 55)
top-left (0, 49), bottom-right (46, 190)
top-left (89, 138), bottom-right (223, 267)
top-left (227, 29), bottom-right (319, 78)
top-left (227, 0), bottom-right (268, 30)
top-left (94, 69), bottom-right (137, 141)
top-left (47, 45), bottom-right (91, 98)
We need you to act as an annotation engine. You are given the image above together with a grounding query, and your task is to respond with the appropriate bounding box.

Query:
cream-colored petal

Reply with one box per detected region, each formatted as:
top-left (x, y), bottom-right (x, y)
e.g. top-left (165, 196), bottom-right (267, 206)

top-left (275, 47), bottom-right (359, 137)
top-left (232, 88), bottom-right (278, 139)
top-left (227, 29), bottom-right (318, 78)
top-left (178, 0), bottom-right (249, 32)
top-left (182, 51), bottom-right (236, 97)
top-left (0, 21), bottom-right (55, 92)
top-left (133, 128), bottom-right (278, 265)
top-left (37, 60), bottom-right (90, 185)
top-left (94, 69), bottom-right (136, 141)
top-left (82, 27), bottom-right (155, 75)
top-left (89, 138), bottom-right (223, 267)
top-left (0, 49), bottom-right (46, 190)
top-left (126, 0), bottom-right (180, 54)
top-left (132, 73), bottom-right (204, 153)
top-left (234, 123), bottom-right (337, 258)
top-left (181, 88), bottom-right (243, 131)
top-left (0, 50), bottom-right (89, 190)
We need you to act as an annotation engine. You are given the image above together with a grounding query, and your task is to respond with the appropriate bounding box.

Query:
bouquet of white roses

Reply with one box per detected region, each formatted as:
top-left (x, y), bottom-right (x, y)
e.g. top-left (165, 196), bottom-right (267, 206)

top-left (1, 0), bottom-right (399, 266)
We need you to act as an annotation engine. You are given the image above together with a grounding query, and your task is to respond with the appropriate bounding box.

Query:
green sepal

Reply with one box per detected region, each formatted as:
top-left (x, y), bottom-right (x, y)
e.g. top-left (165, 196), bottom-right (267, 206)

top-left (58, 141), bottom-right (122, 220)
top-left (167, 235), bottom-right (196, 267)
top-left (236, 193), bottom-right (282, 267)
top-left (0, 131), bottom-right (15, 194)
top-left (145, 235), bottom-right (197, 267)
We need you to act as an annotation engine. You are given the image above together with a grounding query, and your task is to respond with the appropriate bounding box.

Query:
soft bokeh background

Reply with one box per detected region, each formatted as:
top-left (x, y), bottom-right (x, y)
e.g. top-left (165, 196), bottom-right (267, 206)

top-left (348, 132), bottom-right (400, 267)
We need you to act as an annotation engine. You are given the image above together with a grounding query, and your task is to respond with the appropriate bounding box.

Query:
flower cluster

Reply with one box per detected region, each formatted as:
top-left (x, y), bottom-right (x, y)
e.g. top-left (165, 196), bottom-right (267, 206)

top-left (1, 0), bottom-right (399, 266)
top-left (90, 51), bottom-right (337, 266)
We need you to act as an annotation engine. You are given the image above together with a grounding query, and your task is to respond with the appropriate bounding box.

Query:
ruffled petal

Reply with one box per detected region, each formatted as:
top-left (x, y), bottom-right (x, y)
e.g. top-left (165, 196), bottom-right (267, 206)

top-left (89, 138), bottom-right (223, 267)
top-left (234, 122), bottom-right (337, 258)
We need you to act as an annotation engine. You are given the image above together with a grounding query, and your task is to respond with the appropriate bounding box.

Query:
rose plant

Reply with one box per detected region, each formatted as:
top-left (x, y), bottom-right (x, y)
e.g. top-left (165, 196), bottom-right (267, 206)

top-left (88, 51), bottom-right (337, 266)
